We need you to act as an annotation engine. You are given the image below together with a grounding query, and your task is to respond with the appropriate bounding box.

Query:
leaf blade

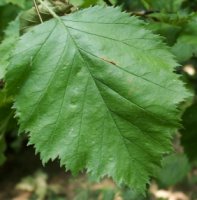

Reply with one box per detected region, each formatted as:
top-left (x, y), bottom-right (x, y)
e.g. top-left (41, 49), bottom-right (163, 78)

top-left (6, 6), bottom-right (190, 192)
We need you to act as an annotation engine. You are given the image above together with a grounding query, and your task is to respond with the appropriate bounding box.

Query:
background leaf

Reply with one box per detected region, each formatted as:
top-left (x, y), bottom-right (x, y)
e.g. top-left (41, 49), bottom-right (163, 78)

top-left (155, 153), bottom-right (190, 187)
top-left (0, 89), bottom-right (15, 165)
top-left (0, 18), bottom-right (19, 79)
top-left (147, 12), bottom-right (192, 46)
top-left (172, 15), bottom-right (197, 62)
top-left (0, 0), bottom-right (25, 7)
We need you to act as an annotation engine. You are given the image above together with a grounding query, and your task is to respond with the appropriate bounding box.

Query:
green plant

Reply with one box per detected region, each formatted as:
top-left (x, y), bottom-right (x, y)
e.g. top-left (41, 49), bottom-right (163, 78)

top-left (1, 0), bottom-right (197, 195)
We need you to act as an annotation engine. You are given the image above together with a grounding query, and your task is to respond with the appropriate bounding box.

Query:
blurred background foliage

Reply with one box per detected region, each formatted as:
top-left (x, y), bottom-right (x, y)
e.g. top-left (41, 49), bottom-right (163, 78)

top-left (0, 0), bottom-right (197, 199)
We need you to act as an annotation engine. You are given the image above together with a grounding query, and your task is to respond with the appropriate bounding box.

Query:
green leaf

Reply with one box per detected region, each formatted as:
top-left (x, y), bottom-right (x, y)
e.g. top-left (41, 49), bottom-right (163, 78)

top-left (8, 0), bottom-right (25, 7)
top-left (147, 22), bottom-right (181, 46)
top-left (81, 0), bottom-right (103, 7)
top-left (0, 0), bottom-right (6, 6)
top-left (172, 16), bottom-right (197, 62)
top-left (0, 18), bottom-right (19, 79)
top-left (155, 153), bottom-right (190, 187)
top-left (6, 6), bottom-right (190, 192)
top-left (146, 12), bottom-right (192, 46)
top-left (0, 0), bottom-right (25, 7)
top-left (145, 0), bottom-right (185, 12)
top-left (121, 0), bottom-right (184, 12)
top-left (0, 101), bottom-right (15, 134)
top-left (0, 89), bottom-right (15, 165)
top-left (70, 0), bottom-right (108, 7)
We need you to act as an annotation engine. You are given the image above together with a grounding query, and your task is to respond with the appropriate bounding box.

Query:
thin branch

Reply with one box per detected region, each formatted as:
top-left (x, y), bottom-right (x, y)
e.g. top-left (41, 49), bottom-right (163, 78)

top-left (33, 0), bottom-right (43, 23)
top-left (38, 0), bottom-right (60, 20)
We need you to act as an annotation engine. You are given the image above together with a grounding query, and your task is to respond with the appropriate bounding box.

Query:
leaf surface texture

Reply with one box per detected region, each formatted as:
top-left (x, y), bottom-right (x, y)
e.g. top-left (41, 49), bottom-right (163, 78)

top-left (6, 6), bottom-right (190, 192)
